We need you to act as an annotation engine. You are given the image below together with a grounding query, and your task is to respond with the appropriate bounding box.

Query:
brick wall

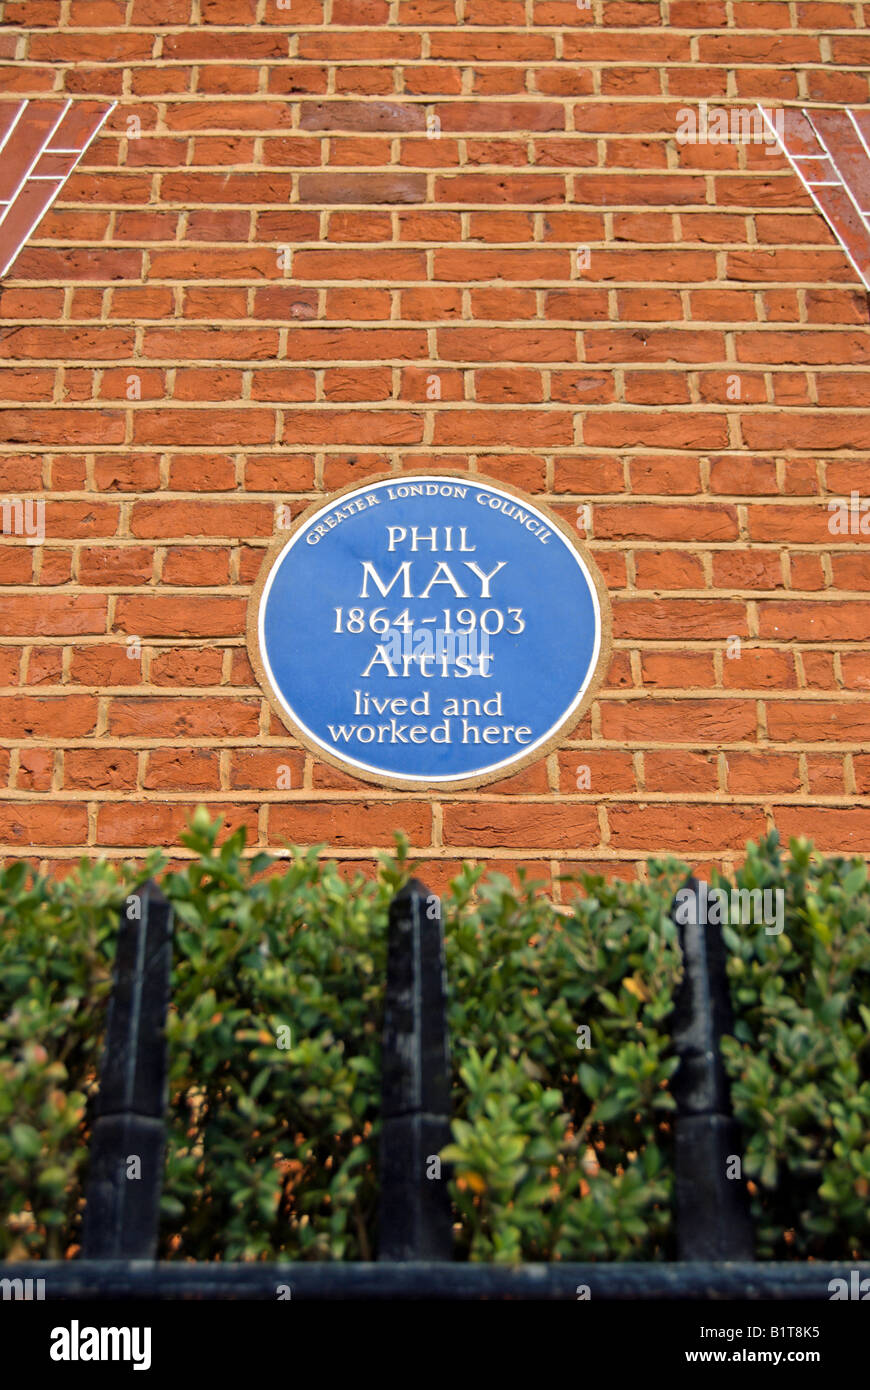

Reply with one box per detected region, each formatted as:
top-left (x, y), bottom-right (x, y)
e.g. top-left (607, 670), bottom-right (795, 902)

top-left (1, 0), bottom-right (869, 892)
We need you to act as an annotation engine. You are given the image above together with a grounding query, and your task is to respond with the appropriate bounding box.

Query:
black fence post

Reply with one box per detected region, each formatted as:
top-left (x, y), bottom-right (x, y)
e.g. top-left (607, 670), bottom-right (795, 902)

top-left (670, 877), bottom-right (754, 1260)
top-left (378, 878), bottom-right (453, 1261)
top-left (80, 879), bottom-right (173, 1259)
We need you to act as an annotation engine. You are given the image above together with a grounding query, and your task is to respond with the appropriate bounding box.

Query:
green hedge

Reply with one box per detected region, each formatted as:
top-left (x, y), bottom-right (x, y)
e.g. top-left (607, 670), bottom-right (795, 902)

top-left (160, 810), bottom-right (391, 1261)
top-left (717, 833), bottom-right (870, 1261)
top-left (159, 812), bottom-right (683, 1261)
top-left (1, 816), bottom-right (867, 1263)
top-left (0, 855), bottom-right (152, 1259)
top-left (442, 860), bottom-right (682, 1261)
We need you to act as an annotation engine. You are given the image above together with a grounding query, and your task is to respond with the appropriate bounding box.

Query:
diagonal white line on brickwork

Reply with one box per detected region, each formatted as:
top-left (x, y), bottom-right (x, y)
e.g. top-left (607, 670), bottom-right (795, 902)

top-left (0, 100), bottom-right (26, 206)
top-left (758, 104), bottom-right (870, 293)
top-left (848, 109), bottom-right (870, 162)
top-left (0, 99), bottom-right (116, 279)
top-left (0, 100), bottom-right (26, 156)
top-left (0, 101), bottom-right (71, 218)
top-left (805, 111), bottom-right (869, 220)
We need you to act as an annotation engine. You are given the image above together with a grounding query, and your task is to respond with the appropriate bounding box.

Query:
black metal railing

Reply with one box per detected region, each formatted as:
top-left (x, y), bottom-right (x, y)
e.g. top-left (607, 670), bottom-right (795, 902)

top-left (2, 874), bottom-right (866, 1299)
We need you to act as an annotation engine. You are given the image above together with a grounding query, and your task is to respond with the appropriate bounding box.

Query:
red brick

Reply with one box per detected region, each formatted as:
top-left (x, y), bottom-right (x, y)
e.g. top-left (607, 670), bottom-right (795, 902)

top-left (0, 698), bottom-right (98, 739)
top-left (107, 698), bottom-right (260, 738)
top-left (64, 748), bottom-right (138, 790)
top-left (442, 802), bottom-right (599, 850)
top-left (758, 602), bottom-right (870, 642)
top-left (1, 594), bottom-right (107, 637)
top-left (70, 645), bottom-right (142, 687)
top-left (16, 748), bottom-right (54, 792)
top-left (801, 652), bottom-right (837, 689)
top-left (144, 749), bottom-right (222, 791)
top-left (601, 699), bottom-right (757, 744)
top-left (712, 553), bottom-right (784, 591)
top-left (150, 649), bottom-right (225, 688)
top-left (129, 500), bottom-right (273, 539)
top-left (0, 803), bottom-right (89, 847)
top-left (229, 749), bottom-right (307, 791)
top-left (641, 652), bottom-right (717, 689)
top-left (269, 800), bottom-right (431, 848)
top-left (114, 596), bottom-right (246, 638)
top-left (162, 546), bottom-right (233, 586)
top-left (25, 648), bottom-right (64, 687)
top-left (600, 504), bottom-right (740, 543)
top-left (0, 649), bottom-right (20, 685)
top-left (608, 805), bottom-right (766, 854)
top-left (722, 649), bottom-right (796, 689)
top-left (766, 701), bottom-right (870, 742)
top-left (166, 454), bottom-right (239, 491)
top-left (726, 750), bottom-right (800, 795)
top-left (634, 552), bottom-right (705, 589)
top-left (643, 751), bottom-right (719, 793)
top-left (805, 753), bottom-right (846, 795)
top-left (556, 749), bottom-right (635, 794)
top-left (772, 807), bottom-right (870, 853)
top-left (584, 413), bottom-right (729, 450)
top-left (79, 547), bottom-right (154, 586)
top-left (615, 599), bottom-right (748, 640)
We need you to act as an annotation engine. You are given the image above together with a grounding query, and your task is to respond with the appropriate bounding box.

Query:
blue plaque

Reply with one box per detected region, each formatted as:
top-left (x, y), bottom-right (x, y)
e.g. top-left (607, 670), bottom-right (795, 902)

top-left (249, 473), bottom-right (611, 788)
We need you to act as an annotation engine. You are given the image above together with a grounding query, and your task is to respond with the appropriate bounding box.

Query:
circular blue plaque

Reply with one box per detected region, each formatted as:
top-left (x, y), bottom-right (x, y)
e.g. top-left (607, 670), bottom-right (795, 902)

top-left (250, 473), bottom-right (610, 788)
